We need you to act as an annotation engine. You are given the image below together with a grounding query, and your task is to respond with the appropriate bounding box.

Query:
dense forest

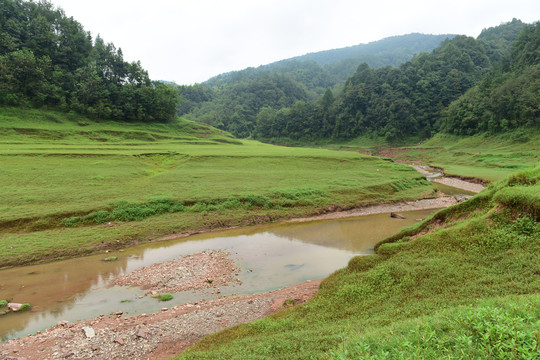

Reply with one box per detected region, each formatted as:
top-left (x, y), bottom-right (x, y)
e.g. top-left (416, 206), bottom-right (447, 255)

top-left (1, 2), bottom-right (537, 139)
top-left (178, 34), bottom-right (455, 137)
top-left (441, 22), bottom-right (540, 135)
top-left (255, 34), bottom-right (499, 141)
top-left (0, 0), bottom-right (177, 122)
top-left (182, 19), bottom-right (536, 142)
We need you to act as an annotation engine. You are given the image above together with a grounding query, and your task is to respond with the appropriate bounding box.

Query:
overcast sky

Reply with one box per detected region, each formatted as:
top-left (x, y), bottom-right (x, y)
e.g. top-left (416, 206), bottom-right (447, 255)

top-left (48, 0), bottom-right (539, 85)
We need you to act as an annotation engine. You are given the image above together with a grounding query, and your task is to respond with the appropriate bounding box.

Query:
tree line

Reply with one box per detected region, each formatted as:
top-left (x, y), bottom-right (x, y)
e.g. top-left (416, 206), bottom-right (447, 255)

top-left (0, 0), bottom-right (177, 122)
top-left (180, 19), bottom-right (537, 142)
top-left (253, 19), bottom-right (536, 142)
top-left (441, 21), bottom-right (540, 135)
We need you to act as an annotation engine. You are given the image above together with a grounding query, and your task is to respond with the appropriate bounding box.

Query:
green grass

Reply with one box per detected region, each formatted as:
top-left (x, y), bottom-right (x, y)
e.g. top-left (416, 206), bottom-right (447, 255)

top-left (286, 129), bottom-right (540, 182)
top-left (0, 107), bottom-right (436, 267)
top-left (153, 294), bottom-right (174, 302)
top-left (331, 295), bottom-right (540, 359)
top-left (175, 167), bottom-right (540, 359)
top-left (18, 303), bottom-right (31, 312)
top-left (387, 131), bottom-right (540, 182)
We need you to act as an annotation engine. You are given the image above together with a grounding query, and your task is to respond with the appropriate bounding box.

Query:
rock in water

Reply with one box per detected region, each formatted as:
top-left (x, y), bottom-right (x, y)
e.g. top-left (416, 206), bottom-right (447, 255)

top-left (82, 326), bottom-right (95, 338)
top-left (7, 303), bottom-right (22, 312)
top-left (390, 212), bottom-right (406, 219)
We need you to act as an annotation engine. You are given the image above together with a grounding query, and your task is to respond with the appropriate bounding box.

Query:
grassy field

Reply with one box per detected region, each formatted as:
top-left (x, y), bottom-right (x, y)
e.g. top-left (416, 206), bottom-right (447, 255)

top-left (0, 108), bottom-right (435, 267)
top-left (324, 130), bottom-right (540, 182)
top-left (176, 166), bottom-right (540, 359)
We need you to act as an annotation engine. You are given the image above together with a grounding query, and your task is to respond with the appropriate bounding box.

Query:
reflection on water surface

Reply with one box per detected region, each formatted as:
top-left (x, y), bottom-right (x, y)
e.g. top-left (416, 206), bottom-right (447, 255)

top-left (0, 208), bottom-right (436, 340)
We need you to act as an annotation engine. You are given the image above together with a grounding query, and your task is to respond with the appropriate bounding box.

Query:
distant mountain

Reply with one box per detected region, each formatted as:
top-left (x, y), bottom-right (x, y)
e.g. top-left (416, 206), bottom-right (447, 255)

top-left (179, 33), bottom-right (457, 136)
top-left (205, 33), bottom-right (456, 89)
top-left (180, 19), bottom-right (535, 141)
top-left (289, 33), bottom-right (456, 82)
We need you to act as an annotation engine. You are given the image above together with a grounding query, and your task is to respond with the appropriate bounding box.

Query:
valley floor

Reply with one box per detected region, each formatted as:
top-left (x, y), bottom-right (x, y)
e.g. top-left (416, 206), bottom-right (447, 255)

top-left (0, 175), bottom-right (481, 358)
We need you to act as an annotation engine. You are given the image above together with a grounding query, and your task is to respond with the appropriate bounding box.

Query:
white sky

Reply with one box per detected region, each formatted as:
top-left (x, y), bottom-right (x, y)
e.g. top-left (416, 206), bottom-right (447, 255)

top-left (48, 0), bottom-right (540, 85)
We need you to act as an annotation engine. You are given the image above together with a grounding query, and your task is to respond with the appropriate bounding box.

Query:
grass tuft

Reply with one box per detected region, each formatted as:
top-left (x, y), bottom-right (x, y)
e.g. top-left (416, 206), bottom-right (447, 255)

top-left (153, 294), bottom-right (173, 302)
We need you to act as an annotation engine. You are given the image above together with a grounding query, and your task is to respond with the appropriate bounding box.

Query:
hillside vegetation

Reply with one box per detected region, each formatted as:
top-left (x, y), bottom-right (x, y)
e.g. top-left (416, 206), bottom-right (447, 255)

top-left (178, 34), bottom-right (455, 137)
top-left (176, 167), bottom-right (540, 359)
top-left (180, 20), bottom-right (533, 142)
top-left (253, 20), bottom-right (534, 142)
top-left (0, 0), bottom-right (177, 122)
top-left (0, 107), bottom-right (436, 267)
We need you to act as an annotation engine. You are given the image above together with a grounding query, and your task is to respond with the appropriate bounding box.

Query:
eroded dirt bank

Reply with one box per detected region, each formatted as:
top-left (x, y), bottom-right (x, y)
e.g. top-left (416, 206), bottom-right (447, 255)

top-left (0, 279), bottom-right (321, 360)
top-left (289, 196), bottom-right (459, 223)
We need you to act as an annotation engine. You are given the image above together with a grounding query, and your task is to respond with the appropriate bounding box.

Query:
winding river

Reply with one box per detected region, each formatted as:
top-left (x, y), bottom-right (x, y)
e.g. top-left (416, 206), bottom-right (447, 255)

top-left (0, 208), bottom-right (439, 340)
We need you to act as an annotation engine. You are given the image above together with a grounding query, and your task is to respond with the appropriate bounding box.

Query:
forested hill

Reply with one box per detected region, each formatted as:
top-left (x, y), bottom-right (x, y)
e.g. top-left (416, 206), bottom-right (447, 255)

top-left (0, 0), bottom-right (177, 122)
top-left (178, 33), bottom-right (456, 137)
top-left (442, 21), bottom-right (540, 135)
top-left (255, 19), bottom-right (535, 142)
top-left (182, 19), bottom-right (534, 141)
top-left (206, 33), bottom-right (455, 88)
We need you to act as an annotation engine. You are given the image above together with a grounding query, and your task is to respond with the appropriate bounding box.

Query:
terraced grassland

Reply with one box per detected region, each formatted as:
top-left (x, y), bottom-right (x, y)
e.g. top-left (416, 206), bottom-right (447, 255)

top-left (402, 131), bottom-right (540, 182)
top-left (176, 167), bottom-right (540, 360)
top-left (0, 108), bottom-right (435, 267)
top-left (328, 129), bottom-right (540, 182)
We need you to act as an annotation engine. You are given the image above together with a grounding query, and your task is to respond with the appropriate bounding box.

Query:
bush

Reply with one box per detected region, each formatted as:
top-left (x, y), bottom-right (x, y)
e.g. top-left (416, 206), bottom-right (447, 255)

top-left (62, 216), bottom-right (81, 227)
top-left (84, 210), bottom-right (110, 224)
top-left (18, 303), bottom-right (31, 311)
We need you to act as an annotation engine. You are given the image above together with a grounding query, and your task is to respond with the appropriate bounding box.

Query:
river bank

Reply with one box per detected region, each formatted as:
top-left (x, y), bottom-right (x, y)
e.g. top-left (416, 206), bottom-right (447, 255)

top-left (0, 279), bottom-right (321, 360)
top-left (0, 168), bottom-right (485, 358)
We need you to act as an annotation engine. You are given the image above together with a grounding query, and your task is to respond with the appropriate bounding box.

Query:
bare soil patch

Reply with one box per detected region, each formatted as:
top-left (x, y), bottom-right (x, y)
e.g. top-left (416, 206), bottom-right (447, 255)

top-left (432, 177), bottom-right (485, 193)
top-left (410, 165), bottom-right (485, 193)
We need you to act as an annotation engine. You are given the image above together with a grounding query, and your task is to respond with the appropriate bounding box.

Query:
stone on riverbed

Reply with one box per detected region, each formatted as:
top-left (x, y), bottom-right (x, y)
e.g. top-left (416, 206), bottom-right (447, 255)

top-left (390, 212), bottom-right (406, 219)
top-left (82, 326), bottom-right (95, 338)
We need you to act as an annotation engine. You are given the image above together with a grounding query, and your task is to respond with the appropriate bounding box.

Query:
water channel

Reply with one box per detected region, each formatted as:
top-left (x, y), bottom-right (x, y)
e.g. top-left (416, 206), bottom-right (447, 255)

top-left (1, 208), bottom-right (439, 341)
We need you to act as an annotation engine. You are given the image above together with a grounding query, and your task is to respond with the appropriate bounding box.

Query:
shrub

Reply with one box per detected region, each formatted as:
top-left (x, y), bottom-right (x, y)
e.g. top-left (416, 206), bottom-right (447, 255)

top-left (18, 303), bottom-right (31, 311)
top-left (62, 216), bottom-right (81, 227)
top-left (84, 210), bottom-right (110, 224)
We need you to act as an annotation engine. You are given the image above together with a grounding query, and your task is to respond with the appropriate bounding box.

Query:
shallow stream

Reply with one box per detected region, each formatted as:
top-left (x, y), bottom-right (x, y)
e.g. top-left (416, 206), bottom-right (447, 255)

top-left (0, 209), bottom-right (441, 340)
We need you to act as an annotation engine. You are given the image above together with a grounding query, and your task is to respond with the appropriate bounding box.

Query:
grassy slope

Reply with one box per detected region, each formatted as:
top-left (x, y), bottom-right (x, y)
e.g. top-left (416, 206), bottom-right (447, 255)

top-left (176, 166), bottom-right (540, 359)
top-left (326, 129), bottom-right (540, 182)
top-left (0, 108), bottom-right (435, 267)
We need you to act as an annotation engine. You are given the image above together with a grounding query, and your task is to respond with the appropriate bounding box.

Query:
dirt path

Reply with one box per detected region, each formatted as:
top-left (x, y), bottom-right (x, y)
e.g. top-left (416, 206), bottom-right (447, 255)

top-left (0, 279), bottom-right (321, 360)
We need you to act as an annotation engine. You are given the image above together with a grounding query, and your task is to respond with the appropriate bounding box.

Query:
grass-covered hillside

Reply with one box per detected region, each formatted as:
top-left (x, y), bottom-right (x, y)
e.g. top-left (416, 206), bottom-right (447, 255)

top-left (177, 166), bottom-right (540, 359)
top-left (0, 108), bottom-right (436, 267)
top-left (317, 128), bottom-right (540, 182)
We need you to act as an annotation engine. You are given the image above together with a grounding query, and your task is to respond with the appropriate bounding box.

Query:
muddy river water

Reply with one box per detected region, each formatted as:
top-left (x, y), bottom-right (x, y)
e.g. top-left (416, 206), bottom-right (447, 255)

top-left (0, 208), bottom-right (438, 340)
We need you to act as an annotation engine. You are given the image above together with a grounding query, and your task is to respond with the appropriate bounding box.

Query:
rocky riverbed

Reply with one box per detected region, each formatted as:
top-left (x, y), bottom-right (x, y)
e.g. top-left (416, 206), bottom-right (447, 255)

top-left (109, 250), bottom-right (242, 293)
top-left (0, 277), bottom-right (320, 360)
